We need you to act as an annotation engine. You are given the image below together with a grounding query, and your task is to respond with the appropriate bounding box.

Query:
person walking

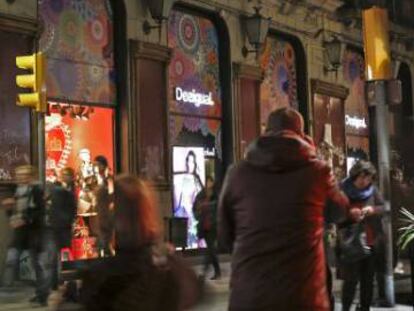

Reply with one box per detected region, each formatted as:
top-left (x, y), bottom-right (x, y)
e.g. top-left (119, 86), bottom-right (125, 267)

top-left (1, 165), bottom-right (49, 306)
top-left (338, 160), bottom-right (385, 311)
top-left (93, 155), bottom-right (115, 256)
top-left (193, 175), bottom-right (221, 280)
top-left (218, 107), bottom-right (349, 311)
top-left (48, 167), bottom-right (77, 291)
top-left (76, 175), bottom-right (200, 311)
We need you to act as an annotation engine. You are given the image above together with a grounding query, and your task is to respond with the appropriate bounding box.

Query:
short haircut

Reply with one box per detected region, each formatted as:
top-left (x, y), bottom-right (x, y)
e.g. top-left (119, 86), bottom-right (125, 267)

top-left (265, 107), bottom-right (304, 136)
top-left (349, 160), bottom-right (377, 181)
top-left (94, 155), bottom-right (108, 168)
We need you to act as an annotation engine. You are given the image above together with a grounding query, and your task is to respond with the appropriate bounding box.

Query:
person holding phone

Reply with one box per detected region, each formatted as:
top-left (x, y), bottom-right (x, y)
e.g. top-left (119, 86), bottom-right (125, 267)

top-left (339, 160), bottom-right (385, 311)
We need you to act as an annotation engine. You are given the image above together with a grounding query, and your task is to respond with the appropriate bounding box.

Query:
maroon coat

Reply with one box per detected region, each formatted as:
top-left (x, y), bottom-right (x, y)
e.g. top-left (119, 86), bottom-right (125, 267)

top-left (218, 131), bottom-right (349, 311)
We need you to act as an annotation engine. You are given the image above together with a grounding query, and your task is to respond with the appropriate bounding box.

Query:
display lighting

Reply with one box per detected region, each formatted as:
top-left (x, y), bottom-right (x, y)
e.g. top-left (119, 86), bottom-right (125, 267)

top-left (50, 104), bottom-right (95, 121)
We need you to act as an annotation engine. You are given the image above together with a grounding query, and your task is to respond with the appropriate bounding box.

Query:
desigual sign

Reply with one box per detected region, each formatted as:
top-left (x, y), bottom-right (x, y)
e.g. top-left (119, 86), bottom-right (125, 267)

top-left (174, 87), bottom-right (214, 107)
top-left (345, 115), bottom-right (367, 130)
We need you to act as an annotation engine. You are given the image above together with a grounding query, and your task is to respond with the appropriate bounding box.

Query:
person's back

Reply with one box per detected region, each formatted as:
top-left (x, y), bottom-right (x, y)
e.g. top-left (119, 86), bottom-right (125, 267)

top-left (218, 108), bottom-right (348, 311)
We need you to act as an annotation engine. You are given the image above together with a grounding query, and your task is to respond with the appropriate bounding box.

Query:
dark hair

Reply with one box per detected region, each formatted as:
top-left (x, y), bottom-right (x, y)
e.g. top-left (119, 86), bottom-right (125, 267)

top-left (114, 174), bottom-right (161, 250)
top-left (349, 160), bottom-right (377, 181)
top-left (94, 155), bottom-right (108, 168)
top-left (265, 107), bottom-right (304, 136)
top-left (206, 175), bottom-right (214, 184)
top-left (185, 150), bottom-right (197, 174)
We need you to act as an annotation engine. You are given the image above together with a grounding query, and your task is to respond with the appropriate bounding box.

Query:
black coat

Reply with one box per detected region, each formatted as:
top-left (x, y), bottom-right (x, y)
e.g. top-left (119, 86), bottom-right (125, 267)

top-left (49, 184), bottom-right (77, 249)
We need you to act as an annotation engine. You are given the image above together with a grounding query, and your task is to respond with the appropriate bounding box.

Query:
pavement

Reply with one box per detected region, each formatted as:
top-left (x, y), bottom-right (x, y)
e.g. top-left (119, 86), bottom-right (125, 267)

top-left (0, 262), bottom-right (413, 311)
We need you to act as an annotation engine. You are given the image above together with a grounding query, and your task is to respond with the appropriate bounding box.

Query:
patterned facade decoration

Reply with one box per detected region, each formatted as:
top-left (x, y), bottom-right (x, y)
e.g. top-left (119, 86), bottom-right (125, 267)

top-left (260, 37), bottom-right (298, 127)
top-left (39, 0), bottom-right (116, 105)
top-left (343, 49), bottom-right (370, 158)
top-left (168, 10), bottom-right (222, 152)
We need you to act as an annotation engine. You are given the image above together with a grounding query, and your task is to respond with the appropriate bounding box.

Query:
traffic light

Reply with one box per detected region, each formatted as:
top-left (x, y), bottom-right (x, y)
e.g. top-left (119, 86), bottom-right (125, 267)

top-left (362, 7), bottom-right (392, 81)
top-left (15, 52), bottom-right (47, 113)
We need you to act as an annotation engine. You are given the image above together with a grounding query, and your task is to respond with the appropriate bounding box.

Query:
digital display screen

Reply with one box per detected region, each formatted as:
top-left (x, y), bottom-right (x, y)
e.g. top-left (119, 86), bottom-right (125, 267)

top-left (173, 146), bottom-right (205, 249)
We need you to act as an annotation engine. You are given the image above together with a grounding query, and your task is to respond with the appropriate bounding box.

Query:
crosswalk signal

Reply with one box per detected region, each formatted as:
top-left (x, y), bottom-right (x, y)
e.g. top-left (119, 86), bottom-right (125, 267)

top-left (15, 52), bottom-right (47, 113)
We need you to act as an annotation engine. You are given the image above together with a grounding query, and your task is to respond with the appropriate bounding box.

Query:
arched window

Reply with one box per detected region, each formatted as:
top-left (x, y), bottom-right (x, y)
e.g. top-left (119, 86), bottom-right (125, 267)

top-left (343, 48), bottom-right (370, 166)
top-left (168, 9), bottom-right (223, 249)
top-left (39, 0), bottom-right (119, 260)
top-left (260, 36), bottom-right (303, 131)
top-left (39, 0), bottom-right (116, 105)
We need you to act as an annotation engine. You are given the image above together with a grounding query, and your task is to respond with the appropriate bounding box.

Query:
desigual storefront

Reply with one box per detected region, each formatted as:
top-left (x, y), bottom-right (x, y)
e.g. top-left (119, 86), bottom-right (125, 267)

top-left (167, 8), bottom-right (228, 249)
top-left (39, 0), bottom-right (120, 260)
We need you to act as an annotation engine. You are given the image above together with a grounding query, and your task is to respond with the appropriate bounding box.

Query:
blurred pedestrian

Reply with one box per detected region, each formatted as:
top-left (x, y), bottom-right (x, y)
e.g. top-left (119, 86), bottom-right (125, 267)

top-left (48, 167), bottom-right (77, 292)
top-left (193, 175), bottom-right (221, 280)
top-left (338, 160), bottom-right (385, 311)
top-left (93, 155), bottom-right (115, 256)
top-left (1, 165), bottom-right (49, 306)
top-left (77, 174), bottom-right (200, 311)
top-left (218, 107), bottom-right (349, 311)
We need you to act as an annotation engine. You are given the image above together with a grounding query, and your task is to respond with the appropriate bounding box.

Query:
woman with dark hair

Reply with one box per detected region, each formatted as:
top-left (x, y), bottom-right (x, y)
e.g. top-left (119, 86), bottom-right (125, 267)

top-left (339, 160), bottom-right (385, 311)
top-left (193, 176), bottom-right (221, 280)
top-left (174, 150), bottom-right (203, 248)
top-left (78, 175), bottom-right (199, 311)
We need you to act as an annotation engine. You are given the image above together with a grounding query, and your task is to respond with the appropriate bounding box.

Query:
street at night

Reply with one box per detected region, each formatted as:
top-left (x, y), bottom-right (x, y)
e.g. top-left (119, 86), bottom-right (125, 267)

top-left (2, 0), bottom-right (414, 311)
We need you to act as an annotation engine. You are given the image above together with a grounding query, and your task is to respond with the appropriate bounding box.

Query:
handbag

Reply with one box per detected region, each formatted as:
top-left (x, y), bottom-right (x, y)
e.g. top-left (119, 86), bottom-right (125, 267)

top-left (337, 222), bottom-right (371, 264)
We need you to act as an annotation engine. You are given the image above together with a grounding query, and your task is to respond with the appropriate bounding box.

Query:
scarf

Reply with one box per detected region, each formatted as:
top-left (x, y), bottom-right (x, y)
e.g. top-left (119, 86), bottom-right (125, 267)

top-left (341, 177), bottom-right (374, 202)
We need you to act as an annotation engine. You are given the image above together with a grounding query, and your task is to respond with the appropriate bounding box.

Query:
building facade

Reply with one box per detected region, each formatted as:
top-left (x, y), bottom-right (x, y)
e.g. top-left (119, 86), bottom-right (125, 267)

top-left (0, 0), bottom-right (414, 260)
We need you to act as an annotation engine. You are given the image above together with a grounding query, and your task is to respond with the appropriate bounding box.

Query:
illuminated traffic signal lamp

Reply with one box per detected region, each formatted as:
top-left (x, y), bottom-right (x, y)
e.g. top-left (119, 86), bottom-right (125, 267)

top-left (362, 7), bottom-right (392, 81)
top-left (15, 52), bottom-right (47, 113)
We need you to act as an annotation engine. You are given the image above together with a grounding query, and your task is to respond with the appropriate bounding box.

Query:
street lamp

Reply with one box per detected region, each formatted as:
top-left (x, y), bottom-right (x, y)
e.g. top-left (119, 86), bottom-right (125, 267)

top-left (323, 36), bottom-right (342, 73)
top-left (242, 6), bottom-right (271, 58)
top-left (143, 0), bottom-right (176, 35)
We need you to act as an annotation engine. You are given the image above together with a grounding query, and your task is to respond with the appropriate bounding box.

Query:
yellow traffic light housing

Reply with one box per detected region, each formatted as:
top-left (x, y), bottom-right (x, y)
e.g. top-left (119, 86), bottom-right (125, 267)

top-left (16, 52), bottom-right (47, 113)
top-left (362, 7), bottom-right (392, 81)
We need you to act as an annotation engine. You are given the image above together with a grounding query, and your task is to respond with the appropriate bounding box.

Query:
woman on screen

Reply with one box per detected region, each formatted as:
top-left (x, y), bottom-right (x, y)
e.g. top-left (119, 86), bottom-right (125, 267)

top-left (174, 150), bottom-right (203, 248)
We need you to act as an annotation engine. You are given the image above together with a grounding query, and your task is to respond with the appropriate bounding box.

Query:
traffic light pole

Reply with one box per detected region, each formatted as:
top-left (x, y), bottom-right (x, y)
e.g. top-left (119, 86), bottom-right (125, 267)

top-left (371, 80), bottom-right (395, 306)
top-left (37, 112), bottom-right (45, 185)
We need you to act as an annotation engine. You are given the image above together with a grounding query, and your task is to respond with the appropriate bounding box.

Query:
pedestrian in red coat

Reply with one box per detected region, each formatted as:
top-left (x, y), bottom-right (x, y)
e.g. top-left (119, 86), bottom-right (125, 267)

top-left (218, 107), bottom-right (349, 311)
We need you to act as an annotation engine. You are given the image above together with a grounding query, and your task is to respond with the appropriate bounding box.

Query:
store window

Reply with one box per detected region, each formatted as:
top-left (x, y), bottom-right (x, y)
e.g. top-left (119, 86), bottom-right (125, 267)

top-left (40, 0), bottom-right (117, 260)
top-left (168, 10), bottom-right (223, 249)
top-left (39, 0), bottom-right (115, 105)
top-left (311, 80), bottom-right (348, 180)
top-left (45, 104), bottom-right (114, 182)
top-left (260, 37), bottom-right (298, 130)
top-left (343, 49), bottom-right (370, 171)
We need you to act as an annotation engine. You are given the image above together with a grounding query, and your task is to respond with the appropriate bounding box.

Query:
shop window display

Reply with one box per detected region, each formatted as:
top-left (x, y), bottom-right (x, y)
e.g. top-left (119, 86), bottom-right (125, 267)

top-left (260, 37), bottom-right (298, 130)
top-left (168, 11), bottom-right (222, 249)
top-left (39, 0), bottom-right (116, 105)
top-left (343, 49), bottom-right (370, 160)
top-left (45, 103), bottom-right (114, 260)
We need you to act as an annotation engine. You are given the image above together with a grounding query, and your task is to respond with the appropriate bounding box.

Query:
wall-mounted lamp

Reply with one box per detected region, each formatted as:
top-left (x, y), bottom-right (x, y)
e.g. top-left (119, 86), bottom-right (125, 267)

top-left (242, 6), bottom-right (271, 58)
top-left (143, 0), bottom-right (176, 35)
top-left (323, 36), bottom-right (343, 74)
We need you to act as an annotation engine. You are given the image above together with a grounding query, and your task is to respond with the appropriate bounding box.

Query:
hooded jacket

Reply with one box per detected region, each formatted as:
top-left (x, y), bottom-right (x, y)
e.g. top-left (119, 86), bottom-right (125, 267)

top-left (218, 131), bottom-right (349, 311)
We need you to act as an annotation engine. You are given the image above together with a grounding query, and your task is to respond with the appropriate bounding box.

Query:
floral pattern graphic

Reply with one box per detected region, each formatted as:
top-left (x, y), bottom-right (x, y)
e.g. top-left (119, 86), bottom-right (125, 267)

top-left (39, 0), bottom-right (115, 105)
top-left (168, 10), bottom-right (223, 156)
top-left (168, 11), bottom-right (222, 119)
top-left (260, 38), bottom-right (298, 127)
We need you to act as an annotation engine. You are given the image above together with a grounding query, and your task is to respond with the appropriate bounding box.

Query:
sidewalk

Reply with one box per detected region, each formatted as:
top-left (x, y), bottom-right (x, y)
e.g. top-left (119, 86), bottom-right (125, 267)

top-left (0, 262), bottom-right (413, 311)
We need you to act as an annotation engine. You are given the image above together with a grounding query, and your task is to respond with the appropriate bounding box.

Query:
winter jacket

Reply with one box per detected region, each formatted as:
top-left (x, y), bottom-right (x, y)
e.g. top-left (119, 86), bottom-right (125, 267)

top-left (49, 183), bottom-right (77, 229)
top-left (49, 183), bottom-right (77, 249)
top-left (193, 190), bottom-right (217, 239)
top-left (218, 130), bottom-right (349, 311)
top-left (339, 178), bottom-right (385, 247)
